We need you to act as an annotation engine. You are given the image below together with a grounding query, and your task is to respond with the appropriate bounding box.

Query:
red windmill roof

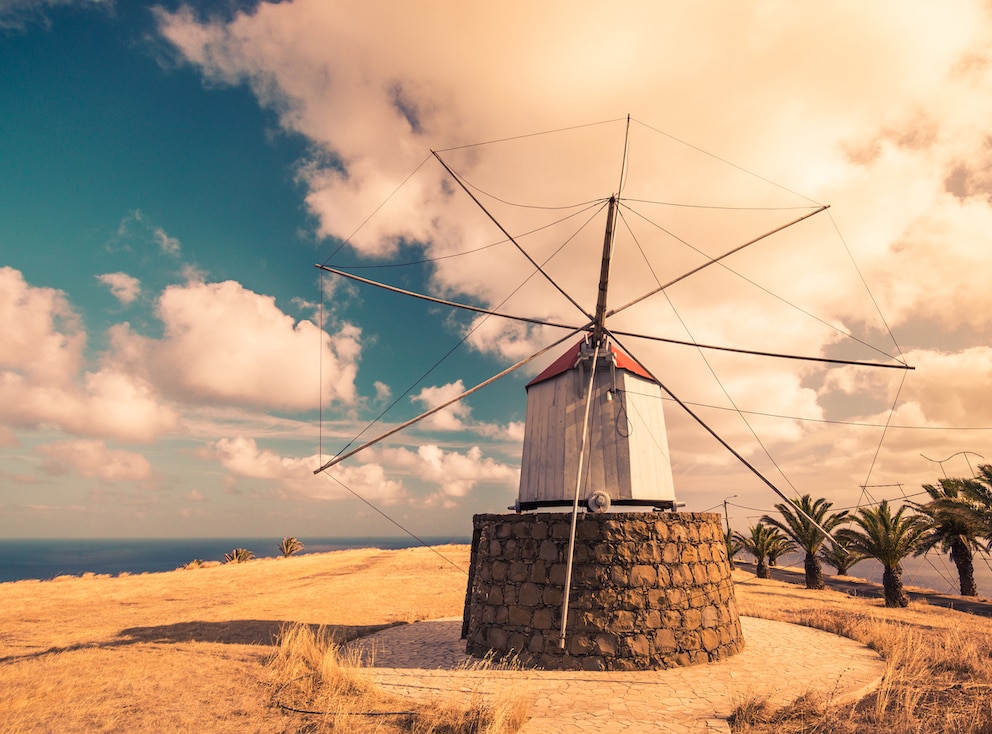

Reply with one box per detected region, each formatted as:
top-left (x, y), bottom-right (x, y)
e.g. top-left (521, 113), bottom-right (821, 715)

top-left (526, 339), bottom-right (655, 388)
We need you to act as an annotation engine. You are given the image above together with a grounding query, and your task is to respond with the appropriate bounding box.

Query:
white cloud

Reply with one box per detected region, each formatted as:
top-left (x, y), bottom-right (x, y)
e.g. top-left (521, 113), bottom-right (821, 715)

top-left (409, 380), bottom-right (526, 442)
top-left (0, 267), bottom-right (178, 442)
top-left (0, 266), bottom-right (84, 383)
top-left (150, 1), bottom-right (992, 515)
top-left (148, 280), bottom-right (361, 410)
top-left (0, 266), bottom-right (362, 445)
top-left (153, 226), bottom-right (181, 256)
top-left (502, 420), bottom-right (525, 443)
top-left (110, 210), bottom-right (182, 257)
top-left (153, 1), bottom-right (992, 352)
top-left (96, 272), bottom-right (141, 305)
top-left (206, 436), bottom-right (517, 506)
top-left (410, 380), bottom-right (470, 431)
top-left (828, 347), bottom-right (992, 428)
top-left (208, 435), bottom-right (405, 501)
top-left (378, 443), bottom-right (518, 500)
top-left (38, 439), bottom-right (152, 481)
top-left (0, 366), bottom-right (180, 442)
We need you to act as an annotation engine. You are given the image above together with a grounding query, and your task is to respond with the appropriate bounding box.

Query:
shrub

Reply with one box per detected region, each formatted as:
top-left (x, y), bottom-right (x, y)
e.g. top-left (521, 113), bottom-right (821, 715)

top-left (279, 537), bottom-right (305, 557)
top-left (224, 548), bottom-right (255, 564)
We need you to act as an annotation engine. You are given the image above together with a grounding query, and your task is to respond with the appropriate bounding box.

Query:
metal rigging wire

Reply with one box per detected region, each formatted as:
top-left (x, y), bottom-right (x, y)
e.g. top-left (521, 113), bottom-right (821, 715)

top-left (313, 116), bottom-right (915, 565)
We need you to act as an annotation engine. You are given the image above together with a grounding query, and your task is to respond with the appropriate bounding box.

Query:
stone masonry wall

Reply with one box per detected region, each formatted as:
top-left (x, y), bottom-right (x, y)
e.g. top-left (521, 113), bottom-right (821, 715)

top-left (463, 512), bottom-right (744, 671)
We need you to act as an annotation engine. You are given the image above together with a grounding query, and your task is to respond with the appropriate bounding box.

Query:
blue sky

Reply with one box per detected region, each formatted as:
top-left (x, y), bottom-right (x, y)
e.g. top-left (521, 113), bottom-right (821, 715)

top-left (3, 0), bottom-right (992, 540)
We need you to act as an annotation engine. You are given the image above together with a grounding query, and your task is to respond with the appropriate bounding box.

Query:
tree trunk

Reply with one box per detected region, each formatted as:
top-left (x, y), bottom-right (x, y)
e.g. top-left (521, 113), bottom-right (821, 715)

top-left (836, 557), bottom-right (856, 576)
top-left (756, 558), bottom-right (769, 579)
top-left (950, 539), bottom-right (978, 597)
top-left (804, 552), bottom-right (825, 590)
top-left (882, 564), bottom-right (908, 608)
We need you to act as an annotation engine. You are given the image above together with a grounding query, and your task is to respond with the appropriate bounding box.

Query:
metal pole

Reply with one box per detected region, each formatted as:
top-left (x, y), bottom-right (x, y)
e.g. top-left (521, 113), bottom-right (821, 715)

top-left (722, 494), bottom-right (738, 534)
top-left (559, 343), bottom-right (601, 650)
top-left (591, 196), bottom-right (618, 348)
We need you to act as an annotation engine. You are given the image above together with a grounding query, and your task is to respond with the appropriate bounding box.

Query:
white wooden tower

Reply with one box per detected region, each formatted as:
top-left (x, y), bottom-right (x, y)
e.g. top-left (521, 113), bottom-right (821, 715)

top-left (517, 336), bottom-right (677, 511)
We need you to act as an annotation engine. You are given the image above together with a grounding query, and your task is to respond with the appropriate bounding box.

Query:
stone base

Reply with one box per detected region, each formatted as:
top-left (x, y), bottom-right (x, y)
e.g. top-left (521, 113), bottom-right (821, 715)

top-left (462, 511), bottom-right (744, 671)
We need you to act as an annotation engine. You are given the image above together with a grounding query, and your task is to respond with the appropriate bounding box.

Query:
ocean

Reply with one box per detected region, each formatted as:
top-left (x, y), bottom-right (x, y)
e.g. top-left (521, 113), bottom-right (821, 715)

top-left (0, 536), bottom-right (470, 584)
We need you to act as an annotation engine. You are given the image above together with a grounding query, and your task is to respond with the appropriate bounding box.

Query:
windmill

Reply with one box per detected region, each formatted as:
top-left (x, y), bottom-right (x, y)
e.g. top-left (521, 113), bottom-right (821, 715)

top-left (313, 116), bottom-right (912, 669)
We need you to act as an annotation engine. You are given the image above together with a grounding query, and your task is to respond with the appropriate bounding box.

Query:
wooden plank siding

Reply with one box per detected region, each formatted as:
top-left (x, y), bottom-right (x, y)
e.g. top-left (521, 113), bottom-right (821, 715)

top-left (518, 363), bottom-right (677, 504)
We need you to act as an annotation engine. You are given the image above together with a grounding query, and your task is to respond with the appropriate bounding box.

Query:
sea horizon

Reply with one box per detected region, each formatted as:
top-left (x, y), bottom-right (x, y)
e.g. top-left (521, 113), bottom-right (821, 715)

top-left (0, 536), bottom-right (471, 584)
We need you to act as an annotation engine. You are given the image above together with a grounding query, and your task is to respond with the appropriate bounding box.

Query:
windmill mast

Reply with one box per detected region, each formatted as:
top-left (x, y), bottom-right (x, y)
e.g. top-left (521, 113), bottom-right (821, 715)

top-left (591, 195), bottom-right (618, 347)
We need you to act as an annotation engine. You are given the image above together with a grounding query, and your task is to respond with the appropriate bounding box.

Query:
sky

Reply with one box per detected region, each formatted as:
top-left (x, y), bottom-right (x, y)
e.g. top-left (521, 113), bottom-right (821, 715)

top-left (3, 0), bottom-right (992, 540)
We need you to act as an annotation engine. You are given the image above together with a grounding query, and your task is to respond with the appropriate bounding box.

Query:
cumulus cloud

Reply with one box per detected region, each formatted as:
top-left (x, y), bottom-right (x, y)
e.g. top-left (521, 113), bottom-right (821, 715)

top-left (208, 436), bottom-right (405, 501)
top-left (96, 272), bottom-right (141, 305)
top-left (0, 266), bottom-right (84, 383)
top-left (145, 280), bottom-right (361, 410)
top-left (152, 2), bottom-right (992, 384)
top-left (409, 380), bottom-right (526, 441)
top-left (0, 266), bottom-right (362, 445)
top-left (0, 364), bottom-right (181, 443)
top-left (377, 443), bottom-right (518, 502)
top-left (38, 439), bottom-right (152, 481)
top-left (204, 434), bottom-right (516, 505)
top-left (373, 381), bottom-right (391, 403)
top-left (148, 2), bottom-right (992, 513)
top-left (827, 347), bottom-right (992, 427)
top-left (410, 380), bottom-right (471, 431)
top-left (0, 268), bottom-right (179, 442)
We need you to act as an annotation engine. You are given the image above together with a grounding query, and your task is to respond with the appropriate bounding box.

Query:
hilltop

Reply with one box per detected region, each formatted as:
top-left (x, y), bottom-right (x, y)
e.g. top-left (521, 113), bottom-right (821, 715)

top-left (0, 545), bottom-right (989, 732)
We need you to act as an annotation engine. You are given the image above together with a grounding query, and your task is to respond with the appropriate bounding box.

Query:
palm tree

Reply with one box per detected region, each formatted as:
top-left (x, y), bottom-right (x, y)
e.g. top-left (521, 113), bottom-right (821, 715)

top-left (725, 529), bottom-right (742, 569)
top-left (734, 523), bottom-right (794, 579)
top-left (279, 536), bottom-right (305, 557)
top-left (817, 542), bottom-right (865, 576)
top-left (224, 547), bottom-right (256, 564)
top-left (914, 477), bottom-right (985, 597)
top-left (765, 531), bottom-right (797, 568)
top-left (928, 464), bottom-right (992, 545)
top-left (837, 501), bottom-right (929, 607)
top-left (762, 495), bottom-right (849, 590)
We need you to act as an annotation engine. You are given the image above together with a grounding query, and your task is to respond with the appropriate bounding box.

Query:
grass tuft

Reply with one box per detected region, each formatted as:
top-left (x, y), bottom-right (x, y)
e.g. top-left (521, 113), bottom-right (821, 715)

top-left (269, 623), bottom-right (528, 734)
top-left (224, 548), bottom-right (255, 564)
top-left (731, 571), bottom-right (992, 733)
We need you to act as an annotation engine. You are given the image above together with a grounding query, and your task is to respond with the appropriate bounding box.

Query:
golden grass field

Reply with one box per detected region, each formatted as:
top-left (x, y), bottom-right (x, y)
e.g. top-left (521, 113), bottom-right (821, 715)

top-left (1, 545), bottom-right (991, 733)
top-left (0, 545), bottom-right (473, 733)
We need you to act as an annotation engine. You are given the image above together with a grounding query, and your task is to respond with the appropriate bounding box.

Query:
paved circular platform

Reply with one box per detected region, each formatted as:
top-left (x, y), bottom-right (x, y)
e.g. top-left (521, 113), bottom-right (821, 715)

top-left (348, 616), bottom-right (884, 733)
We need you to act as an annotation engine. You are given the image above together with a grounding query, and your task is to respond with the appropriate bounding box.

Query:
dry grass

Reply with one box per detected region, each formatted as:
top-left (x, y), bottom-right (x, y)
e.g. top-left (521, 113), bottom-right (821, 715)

top-left (4, 545), bottom-right (991, 733)
top-left (0, 545), bottom-right (475, 733)
top-left (268, 623), bottom-right (529, 734)
top-left (729, 570), bottom-right (992, 733)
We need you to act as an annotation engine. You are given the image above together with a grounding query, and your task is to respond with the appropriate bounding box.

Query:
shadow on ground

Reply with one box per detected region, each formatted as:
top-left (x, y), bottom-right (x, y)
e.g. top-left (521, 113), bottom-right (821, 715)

top-left (118, 620), bottom-right (403, 646)
top-left (0, 621), bottom-right (403, 665)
